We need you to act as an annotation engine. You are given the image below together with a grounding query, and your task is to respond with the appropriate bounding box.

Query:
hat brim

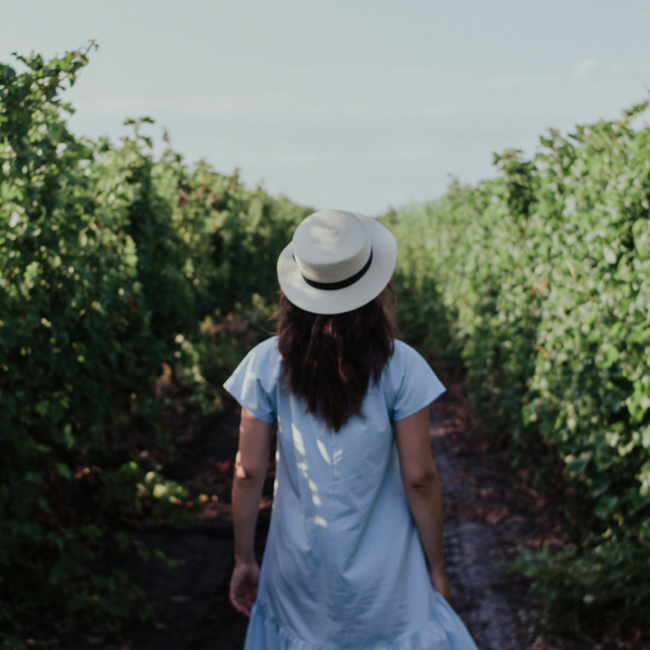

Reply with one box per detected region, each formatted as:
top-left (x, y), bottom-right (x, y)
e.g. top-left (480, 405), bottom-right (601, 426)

top-left (277, 213), bottom-right (397, 315)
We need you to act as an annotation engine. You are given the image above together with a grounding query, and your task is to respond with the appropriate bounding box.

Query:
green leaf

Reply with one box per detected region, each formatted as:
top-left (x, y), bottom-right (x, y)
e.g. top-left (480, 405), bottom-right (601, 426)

top-left (34, 400), bottom-right (50, 416)
top-left (594, 495), bottom-right (619, 520)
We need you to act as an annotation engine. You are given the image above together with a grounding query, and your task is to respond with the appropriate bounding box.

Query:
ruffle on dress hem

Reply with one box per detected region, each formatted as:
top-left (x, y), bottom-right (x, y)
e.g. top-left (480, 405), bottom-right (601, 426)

top-left (243, 590), bottom-right (478, 650)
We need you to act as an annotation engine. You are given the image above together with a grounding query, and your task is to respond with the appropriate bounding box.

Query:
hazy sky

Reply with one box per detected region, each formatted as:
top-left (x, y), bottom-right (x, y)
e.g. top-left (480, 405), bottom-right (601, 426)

top-left (2, 1), bottom-right (650, 214)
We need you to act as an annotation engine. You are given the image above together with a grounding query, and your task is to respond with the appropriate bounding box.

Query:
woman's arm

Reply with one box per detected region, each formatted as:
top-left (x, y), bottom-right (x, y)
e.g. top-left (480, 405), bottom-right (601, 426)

top-left (394, 406), bottom-right (452, 603)
top-left (230, 407), bottom-right (273, 616)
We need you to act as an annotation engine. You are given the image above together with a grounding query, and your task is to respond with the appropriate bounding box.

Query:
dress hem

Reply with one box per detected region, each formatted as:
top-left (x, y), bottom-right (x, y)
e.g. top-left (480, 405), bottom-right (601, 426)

top-left (243, 589), bottom-right (478, 650)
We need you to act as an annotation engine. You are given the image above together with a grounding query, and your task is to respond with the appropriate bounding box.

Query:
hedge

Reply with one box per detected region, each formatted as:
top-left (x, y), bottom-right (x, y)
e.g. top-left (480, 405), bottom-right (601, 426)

top-left (387, 101), bottom-right (650, 634)
top-left (0, 47), bottom-right (308, 643)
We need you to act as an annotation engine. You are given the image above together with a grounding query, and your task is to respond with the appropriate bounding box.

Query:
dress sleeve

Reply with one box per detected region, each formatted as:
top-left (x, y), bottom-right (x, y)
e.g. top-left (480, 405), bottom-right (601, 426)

top-left (391, 344), bottom-right (446, 421)
top-left (223, 338), bottom-right (279, 423)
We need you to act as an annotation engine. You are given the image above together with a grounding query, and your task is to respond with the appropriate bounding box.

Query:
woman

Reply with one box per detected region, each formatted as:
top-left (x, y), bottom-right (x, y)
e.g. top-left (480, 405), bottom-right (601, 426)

top-left (224, 209), bottom-right (478, 649)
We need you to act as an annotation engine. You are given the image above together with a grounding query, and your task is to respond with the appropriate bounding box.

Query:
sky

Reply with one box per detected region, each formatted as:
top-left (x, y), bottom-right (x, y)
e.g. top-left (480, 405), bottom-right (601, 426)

top-left (2, 0), bottom-right (650, 215)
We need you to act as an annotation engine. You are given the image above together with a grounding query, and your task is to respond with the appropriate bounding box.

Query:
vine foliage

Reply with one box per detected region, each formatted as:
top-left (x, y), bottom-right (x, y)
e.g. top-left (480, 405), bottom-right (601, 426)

top-left (390, 102), bottom-right (650, 634)
top-left (0, 48), bottom-right (308, 644)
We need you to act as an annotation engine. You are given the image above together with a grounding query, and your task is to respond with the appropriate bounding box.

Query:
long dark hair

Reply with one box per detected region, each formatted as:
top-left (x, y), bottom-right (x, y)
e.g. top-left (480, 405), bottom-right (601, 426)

top-left (277, 287), bottom-right (398, 432)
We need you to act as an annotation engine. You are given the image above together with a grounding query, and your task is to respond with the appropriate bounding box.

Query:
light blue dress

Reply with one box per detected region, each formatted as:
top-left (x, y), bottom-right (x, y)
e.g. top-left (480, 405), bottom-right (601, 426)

top-left (224, 336), bottom-right (478, 650)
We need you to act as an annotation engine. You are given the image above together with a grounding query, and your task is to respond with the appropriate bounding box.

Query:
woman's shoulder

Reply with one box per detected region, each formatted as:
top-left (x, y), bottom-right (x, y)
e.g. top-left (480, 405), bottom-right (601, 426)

top-left (380, 339), bottom-right (428, 387)
top-left (388, 339), bottom-right (428, 368)
top-left (392, 339), bottom-right (418, 355)
top-left (251, 334), bottom-right (279, 356)
top-left (225, 336), bottom-right (280, 385)
top-left (382, 339), bottom-right (446, 419)
top-left (223, 336), bottom-right (281, 423)
top-left (240, 335), bottom-right (281, 372)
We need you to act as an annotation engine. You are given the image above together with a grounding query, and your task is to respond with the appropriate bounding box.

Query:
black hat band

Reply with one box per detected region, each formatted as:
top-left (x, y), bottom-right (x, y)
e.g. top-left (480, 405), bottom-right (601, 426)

top-left (295, 249), bottom-right (373, 291)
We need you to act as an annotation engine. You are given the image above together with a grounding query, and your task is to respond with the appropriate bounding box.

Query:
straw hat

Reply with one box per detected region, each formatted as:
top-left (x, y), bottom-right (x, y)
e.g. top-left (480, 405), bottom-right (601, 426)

top-left (277, 209), bottom-right (397, 315)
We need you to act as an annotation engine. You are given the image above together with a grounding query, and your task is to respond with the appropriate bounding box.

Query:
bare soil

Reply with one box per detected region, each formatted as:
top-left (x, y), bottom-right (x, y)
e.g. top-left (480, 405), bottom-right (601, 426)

top-left (428, 364), bottom-right (590, 650)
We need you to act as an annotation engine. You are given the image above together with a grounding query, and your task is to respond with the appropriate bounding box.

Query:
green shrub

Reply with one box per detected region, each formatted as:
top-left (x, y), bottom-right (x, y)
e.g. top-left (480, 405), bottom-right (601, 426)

top-left (388, 101), bottom-right (650, 632)
top-left (518, 533), bottom-right (650, 635)
top-left (0, 47), bottom-right (306, 642)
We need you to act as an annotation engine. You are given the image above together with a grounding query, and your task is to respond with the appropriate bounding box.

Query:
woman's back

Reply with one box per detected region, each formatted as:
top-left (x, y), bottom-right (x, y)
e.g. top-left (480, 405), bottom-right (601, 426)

top-left (225, 336), bottom-right (458, 647)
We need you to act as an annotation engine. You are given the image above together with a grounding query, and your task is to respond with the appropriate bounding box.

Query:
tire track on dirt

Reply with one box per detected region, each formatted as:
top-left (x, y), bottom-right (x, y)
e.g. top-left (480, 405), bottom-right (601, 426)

top-left (429, 371), bottom-right (595, 650)
top-left (430, 392), bottom-right (531, 650)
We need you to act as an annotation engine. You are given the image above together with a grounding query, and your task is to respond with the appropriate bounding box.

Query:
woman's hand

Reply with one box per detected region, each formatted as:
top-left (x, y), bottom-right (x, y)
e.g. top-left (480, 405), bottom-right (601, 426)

top-left (430, 568), bottom-right (453, 604)
top-left (229, 560), bottom-right (260, 617)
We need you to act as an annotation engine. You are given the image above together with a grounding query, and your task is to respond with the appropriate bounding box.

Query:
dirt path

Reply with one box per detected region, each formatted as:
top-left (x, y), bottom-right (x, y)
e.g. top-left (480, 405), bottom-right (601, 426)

top-left (59, 367), bottom-right (590, 650)
top-left (429, 371), bottom-right (546, 650)
top-left (111, 406), bottom-right (261, 650)
top-left (431, 390), bottom-right (530, 650)
top-left (59, 408), bottom-right (265, 650)
top-left (429, 366), bottom-right (600, 650)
